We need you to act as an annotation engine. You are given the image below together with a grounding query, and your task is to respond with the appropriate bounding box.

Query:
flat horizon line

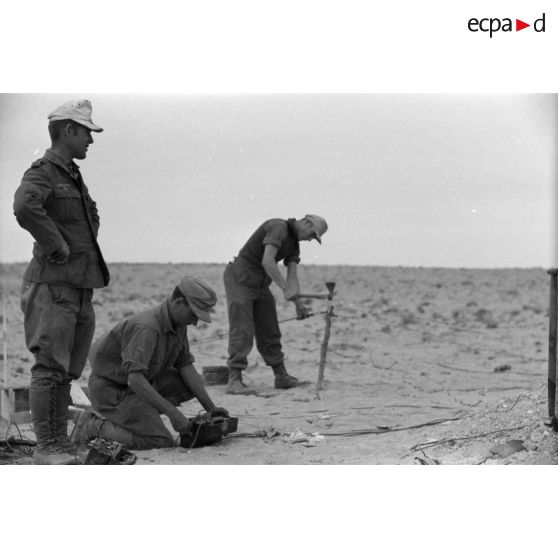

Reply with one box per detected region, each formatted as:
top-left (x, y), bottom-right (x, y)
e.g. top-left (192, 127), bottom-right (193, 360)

top-left (0, 261), bottom-right (549, 271)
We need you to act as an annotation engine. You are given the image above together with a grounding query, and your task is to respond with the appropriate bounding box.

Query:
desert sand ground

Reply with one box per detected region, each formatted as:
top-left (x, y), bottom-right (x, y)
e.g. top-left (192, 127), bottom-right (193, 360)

top-left (1, 262), bottom-right (557, 465)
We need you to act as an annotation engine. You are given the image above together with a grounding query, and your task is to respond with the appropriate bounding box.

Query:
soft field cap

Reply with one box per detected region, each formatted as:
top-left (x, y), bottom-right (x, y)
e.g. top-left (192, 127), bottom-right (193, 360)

top-left (305, 214), bottom-right (328, 243)
top-left (177, 276), bottom-right (217, 323)
top-left (48, 99), bottom-right (103, 132)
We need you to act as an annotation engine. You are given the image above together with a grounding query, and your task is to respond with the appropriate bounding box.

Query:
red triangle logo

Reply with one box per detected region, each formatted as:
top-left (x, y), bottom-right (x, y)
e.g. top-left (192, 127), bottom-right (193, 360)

top-left (516, 19), bottom-right (530, 31)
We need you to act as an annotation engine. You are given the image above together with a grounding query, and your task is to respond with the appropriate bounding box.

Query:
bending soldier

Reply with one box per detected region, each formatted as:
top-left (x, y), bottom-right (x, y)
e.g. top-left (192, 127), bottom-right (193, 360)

top-left (224, 214), bottom-right (328, 395)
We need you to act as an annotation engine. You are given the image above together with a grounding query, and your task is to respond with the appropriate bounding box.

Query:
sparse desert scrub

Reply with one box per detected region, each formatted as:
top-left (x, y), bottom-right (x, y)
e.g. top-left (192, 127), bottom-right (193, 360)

top-left (1, 263), bottom-right (553, 464)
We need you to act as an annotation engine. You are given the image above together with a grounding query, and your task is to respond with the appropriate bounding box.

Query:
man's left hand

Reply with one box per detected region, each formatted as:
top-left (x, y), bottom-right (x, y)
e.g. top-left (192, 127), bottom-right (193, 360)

top-left (295, 302), bottom-right (311, 320)
top-left (209, 407), bottom-right (230, 418)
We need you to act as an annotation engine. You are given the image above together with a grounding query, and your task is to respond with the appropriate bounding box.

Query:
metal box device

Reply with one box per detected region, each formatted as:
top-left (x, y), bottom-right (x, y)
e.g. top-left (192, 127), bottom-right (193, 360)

top-left (179, 414), bottom-right (238, 448)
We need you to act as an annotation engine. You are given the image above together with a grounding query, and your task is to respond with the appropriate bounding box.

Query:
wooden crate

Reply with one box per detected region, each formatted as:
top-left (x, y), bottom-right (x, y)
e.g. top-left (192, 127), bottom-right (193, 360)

top-left (0, 385), bottom-right (31, 424)
top-left (0, 382), bottom-right (91, 424)
top-left (202, 365), bottom-right (230, 385)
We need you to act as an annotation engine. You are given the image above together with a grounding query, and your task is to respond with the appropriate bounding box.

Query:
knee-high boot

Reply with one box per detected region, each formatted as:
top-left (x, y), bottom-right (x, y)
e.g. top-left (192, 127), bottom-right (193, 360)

top-left (53, 382), bottom-right (74, 453)
top-left (29, 383), bottom-right (80, 465)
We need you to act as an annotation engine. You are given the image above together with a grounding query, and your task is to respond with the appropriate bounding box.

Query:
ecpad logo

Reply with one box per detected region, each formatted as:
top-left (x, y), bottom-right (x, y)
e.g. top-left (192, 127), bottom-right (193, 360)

top-left (468, 13), bottom-right (546, 37)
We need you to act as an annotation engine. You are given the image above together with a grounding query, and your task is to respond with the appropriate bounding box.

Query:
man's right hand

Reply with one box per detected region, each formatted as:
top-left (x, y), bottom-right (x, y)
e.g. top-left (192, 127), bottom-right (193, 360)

top-left (283, 284), bottom-right (299, 301)
top-left (167, 409), bottom-right (192, 434)
top-left (209, 407), bottom-right (230, 418)
top-left (47, 243), bottom-right (70, 265)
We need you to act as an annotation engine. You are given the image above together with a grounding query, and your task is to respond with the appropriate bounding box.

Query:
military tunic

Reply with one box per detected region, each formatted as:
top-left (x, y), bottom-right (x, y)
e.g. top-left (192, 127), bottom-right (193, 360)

top-left (13, 149), bottom-right (109, 385)
top-left (224, 218), bottom-right (300, 371)
top-left (88, 301), bottom-right (196, 449)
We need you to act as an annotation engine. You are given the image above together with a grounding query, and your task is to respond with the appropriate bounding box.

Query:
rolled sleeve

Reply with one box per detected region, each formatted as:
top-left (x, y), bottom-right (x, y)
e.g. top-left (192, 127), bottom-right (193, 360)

top-left (262, 221), bottom-right (288, 249)
top-left (284, 250), bottom-right (301, 266)
top-left (120, 324), bottom-right (159, 377)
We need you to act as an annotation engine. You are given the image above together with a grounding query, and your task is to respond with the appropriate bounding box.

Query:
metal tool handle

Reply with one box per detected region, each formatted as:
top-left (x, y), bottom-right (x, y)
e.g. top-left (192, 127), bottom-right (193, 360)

top-left (2, 298), bottom-right (7, 387)
top-left (316, 305), bottom-right (334, 391)
top-left (293, 281), bottom-right (336, 301)
top-left (294, 293), bottom-right (331, 300)
top-left (548, 269), bottom-right (558, 418)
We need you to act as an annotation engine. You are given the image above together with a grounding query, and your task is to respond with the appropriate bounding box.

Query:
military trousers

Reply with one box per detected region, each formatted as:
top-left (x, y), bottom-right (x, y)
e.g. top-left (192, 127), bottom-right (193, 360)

top-left (223, 262), bottom-right (284, 371)
top-left (20, 281), bottom-right (95, 387)
top-left (88, 368), bottom-right (194, 450)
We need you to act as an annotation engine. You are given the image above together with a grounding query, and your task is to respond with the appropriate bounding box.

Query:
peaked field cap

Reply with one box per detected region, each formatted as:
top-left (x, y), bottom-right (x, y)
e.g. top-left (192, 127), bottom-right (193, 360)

top-left (305, 214), bottom-right (328, 243)
top-left (177, 276), bottom-right (217, 323)
top-left (47, 99), bottom-right (103, 132)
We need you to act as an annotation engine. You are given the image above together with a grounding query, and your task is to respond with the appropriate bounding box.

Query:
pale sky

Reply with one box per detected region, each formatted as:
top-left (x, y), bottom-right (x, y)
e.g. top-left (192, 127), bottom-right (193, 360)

top-left (1, 93), bottom-right (555, 268)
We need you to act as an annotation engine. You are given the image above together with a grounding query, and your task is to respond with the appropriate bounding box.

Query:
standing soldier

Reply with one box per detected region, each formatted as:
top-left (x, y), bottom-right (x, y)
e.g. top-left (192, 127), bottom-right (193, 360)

top-left (224, 214), bottom-right (328, 395)
top-left (13, 100), bottom-right (109, 464)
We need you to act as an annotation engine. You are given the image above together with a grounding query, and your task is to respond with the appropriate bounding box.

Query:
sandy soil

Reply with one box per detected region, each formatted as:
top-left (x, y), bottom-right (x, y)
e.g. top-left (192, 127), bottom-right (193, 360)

top-left (1, 262), bottom-right (557, 465)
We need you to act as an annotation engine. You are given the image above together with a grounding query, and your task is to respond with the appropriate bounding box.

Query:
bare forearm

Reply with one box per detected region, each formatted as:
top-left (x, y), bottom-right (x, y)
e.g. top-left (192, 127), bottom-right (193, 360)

top-left (262, 258), bottom-right (287, 290)
top-left (127, 372), bottom-right (175, 416)
top-left (178, 364), bottom-right (216, 411)
top-left (286, 262), bottom-right (300, 290)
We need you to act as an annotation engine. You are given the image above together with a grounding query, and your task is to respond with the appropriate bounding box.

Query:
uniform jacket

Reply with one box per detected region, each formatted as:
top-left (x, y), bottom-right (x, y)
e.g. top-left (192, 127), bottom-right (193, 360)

top-left (233, 218), bottom-right (301, 288)
top-left (89, 301), bottom-right (195, 386)
top-left (13, 149), bottom-right (110, 288)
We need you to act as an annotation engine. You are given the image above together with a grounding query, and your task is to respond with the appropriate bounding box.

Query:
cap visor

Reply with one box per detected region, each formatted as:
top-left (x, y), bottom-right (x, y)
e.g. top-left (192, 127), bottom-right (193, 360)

top-left (192, 306), bottom-right (212, 323)
top-left (72, 118), bottom-right (103, 132)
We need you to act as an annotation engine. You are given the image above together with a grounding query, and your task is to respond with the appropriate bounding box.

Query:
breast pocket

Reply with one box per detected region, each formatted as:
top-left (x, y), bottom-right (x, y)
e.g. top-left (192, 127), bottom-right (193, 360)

top-left (51, 184), bottom-right (84, 221)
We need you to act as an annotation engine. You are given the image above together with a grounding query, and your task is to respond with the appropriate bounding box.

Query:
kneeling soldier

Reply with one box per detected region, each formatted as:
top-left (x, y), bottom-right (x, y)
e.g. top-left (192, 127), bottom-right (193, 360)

top-left (71, 277), bottom-right (229, 450)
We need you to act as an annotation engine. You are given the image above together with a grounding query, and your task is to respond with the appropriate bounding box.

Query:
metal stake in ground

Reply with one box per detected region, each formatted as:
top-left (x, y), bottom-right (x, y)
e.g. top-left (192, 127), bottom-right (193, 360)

top-left (2, 297), bottom-right (7, 387)
top-left (316, 282), bottom-right (336, 391)
top-left (293, 282), bottom-right (336, 390)
top-left (547, 269), bottom-right (558, 427)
